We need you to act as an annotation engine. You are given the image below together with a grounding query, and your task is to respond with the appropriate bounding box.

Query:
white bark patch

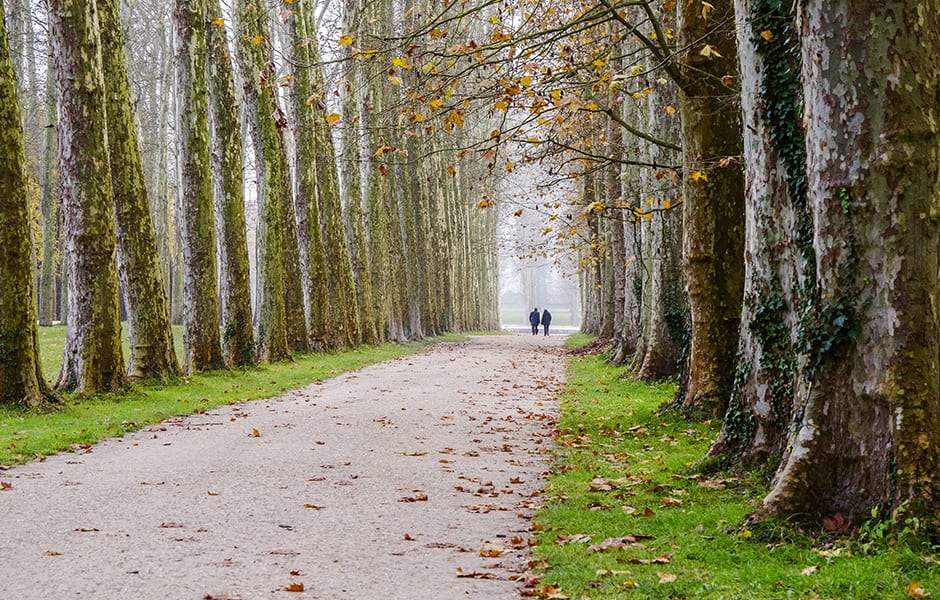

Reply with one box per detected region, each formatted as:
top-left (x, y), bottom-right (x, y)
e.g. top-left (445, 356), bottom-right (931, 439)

top-left (789, 420), bottom-right (818, 463)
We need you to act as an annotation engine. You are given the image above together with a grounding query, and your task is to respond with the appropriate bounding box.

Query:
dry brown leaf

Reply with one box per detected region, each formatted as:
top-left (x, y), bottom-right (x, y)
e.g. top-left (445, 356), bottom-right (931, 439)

top-left (479, 542), bottom-right (506, 557)
top-left (555, 533), bottom-right (592, 545)
top-left (0, 481), bottom-right (12, 491)
top-left (398, 492), bottom-right (429, 502)
top-left (303, 503), bottom-right (325, 510)
top-left (42, 550), bottom-right (62, 556)
top-left (661, 496), bottom-right (683, 507)
top-left (283, 582), bottom-right (304, 592)
top-left (800, 566), bottom-right (819, 576)
top-left (456, 568), bottom-right (497, 579)
top-left (250, 428), bottom-right (261, 437)
top-left (657, 571), bottom-right (677, 584)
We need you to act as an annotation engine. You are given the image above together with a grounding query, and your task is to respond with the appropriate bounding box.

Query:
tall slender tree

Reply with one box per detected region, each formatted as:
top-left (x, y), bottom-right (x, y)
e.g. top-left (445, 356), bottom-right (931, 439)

top-left (37, 64), bottom-right (58, 326)
top-left (0, 0), bottom-right (55, 407)
top-left (206, 3), bottom-right (254, 367)
top-left (174, 0), bottom-right (224, 372)
top-left (99, 0), bottom-right (180, 379)
top-left (50, 0), bottom-right (126, 393)
top-left (233, 0), bottom-right (290, 362)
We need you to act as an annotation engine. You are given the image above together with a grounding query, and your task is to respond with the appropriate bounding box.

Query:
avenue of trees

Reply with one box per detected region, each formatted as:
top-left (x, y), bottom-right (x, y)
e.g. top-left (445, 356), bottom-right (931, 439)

top-left (1, 0), bottom-right (938, 537)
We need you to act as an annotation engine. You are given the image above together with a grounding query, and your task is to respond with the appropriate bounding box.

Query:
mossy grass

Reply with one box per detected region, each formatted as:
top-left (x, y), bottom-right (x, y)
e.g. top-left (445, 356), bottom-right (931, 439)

top-left (532, 351), bottom-right (940, 598)
top-left (1, 327), bottom-right (434, 465)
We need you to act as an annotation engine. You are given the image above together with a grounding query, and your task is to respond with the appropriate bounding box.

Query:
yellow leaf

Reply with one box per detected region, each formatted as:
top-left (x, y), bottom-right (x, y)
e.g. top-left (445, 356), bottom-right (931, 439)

top-left (325, 113), bottom-right (341, 124)
top-left (699, 44), bottom-right (722, 58)
top-left (663, 105), bottom-right (677, 115)
top-left (701, 0), bottom-right (714, 18)
top-left (250, 428), bottom-right (261, 437)
top-left (429, 99), bottom-right (444, 111)
top-left (250, 35), bottom-right (265, 45)
top-left (447, 165), bottom-right (456, 176)
top-left (414, 113), bottom-right (425, 122)
top-left (663, 199), bottom-right (672, 210)
top-left (690, 170), bottom-right (709, 182)
top-left (495, 100), bottom-right (507, 111)
top-left (505, 160), bottom-right (514, 172)
top-left (490, 15), bottom-right (499, 24)
top-left (388, 75), bottom-right (403, 85)
top-left (760, 30), bottom-right (774, 42)
top-left (908, 582), bottom-right (932, 599)
top-left (520, 75), bottom-right (532, 86)
top-left (338, 35), bottom-right (354, 46)
top-left (429, 28), bottom-right (447, 38)
top-left (210, 18), bottom-right (225, 26)
top-left (392, 57), bottom-right (411, 69)
top-left (476, 198), bottom-right (495, 209)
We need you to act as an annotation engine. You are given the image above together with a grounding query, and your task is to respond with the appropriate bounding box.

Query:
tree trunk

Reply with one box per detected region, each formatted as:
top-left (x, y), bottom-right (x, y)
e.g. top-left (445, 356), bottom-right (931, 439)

top-left (276, 125), bottom-right (309, 353)
top-left (286, 0), bottom-right (330, 351)
top-left (50, 0), bottom-right (126, 393)
top-left (37, 65), bottom-right (58, 326)
top-left (341, 0), bottom-right (377, 344)
top-left (174, 0), bottom-right (224, 372)
top-left (0, 1), bottom-right (55, 407)
top-left (100, 0), bottom-right (179, 380)
top-left (232, 0), bottom-right (289, 362)
top-left (757, 0), bottom-right (940, 529)
top-left (675, 0), bottom-right (744, 417)
top-left (206, 2), bottom-right (255, 367)
top-left (707, 0), bottom-right (810, 465)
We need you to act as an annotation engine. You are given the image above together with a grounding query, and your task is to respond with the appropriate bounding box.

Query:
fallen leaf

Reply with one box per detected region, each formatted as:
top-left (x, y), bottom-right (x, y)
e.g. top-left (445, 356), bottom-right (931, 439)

top-left (42, 550), bottom-right (62, 556)
top-left (403, 533), bottom-right (415, 541)
top-left (661, 497), bottom-right (683, 507)
top-left (303, 503), bottom-right (325, 510)
top-left (480, 542), bottom-right (506, 557)
top-left (555, 533), bottom-right (592, 545)
top-left (633, 507), bottom-right (656, 519)
top-left (250, 428), bottom-right (261, 437)
top-left (456, 568), bottom-right (497, 579)
top-left (800, 566), bottom-right (819, 575)
top-left (908, 581), bottom-right (932, 598)
top-left (398, 492), bottom-right (429, 502)
top-left (159, 522), bottom-right (185, 528)
top-left (283, 582), bottom-right (304, 592)
top-left (207, 491), bottom-right (219, 496)
top-left (657, 571), bottom-right (677, 584)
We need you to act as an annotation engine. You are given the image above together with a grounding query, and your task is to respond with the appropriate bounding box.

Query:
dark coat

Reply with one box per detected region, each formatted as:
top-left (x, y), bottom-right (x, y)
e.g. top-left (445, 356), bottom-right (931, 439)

top-left (541, 310), bottom-right (552, 325)
top-left (529, 310), bottom-right (541, 325)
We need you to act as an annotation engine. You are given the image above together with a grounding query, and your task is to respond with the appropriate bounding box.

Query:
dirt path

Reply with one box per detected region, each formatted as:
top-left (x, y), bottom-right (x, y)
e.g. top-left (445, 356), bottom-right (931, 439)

top-left (0, 334), bottom-right (566, 599)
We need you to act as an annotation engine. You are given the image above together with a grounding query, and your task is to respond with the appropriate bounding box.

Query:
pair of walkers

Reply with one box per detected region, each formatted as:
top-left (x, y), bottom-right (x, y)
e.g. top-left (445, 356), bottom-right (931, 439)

top-left (528, 308), bottom-right (552, 336)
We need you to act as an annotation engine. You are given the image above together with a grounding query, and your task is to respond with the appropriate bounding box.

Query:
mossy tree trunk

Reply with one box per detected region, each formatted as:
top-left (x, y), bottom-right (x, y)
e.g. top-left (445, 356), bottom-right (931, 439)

top-left (287, 0), bottom-right (330, 351)
top-left (206, 3), bottom-right (255, 368)
top-left (757, 0), bottom-right (940, 529)
top-left (50, 0), bottom-right (126, 393)
top-left (340, 0), bottom-right (377, 344)
top-left (100, 0), bottom-right (180, 380)
top-left (0, 1), bottom-right (55, 408)
top-left (174, 0), bottom-right (224, 372)
top-left (232, 0), bottom-right (289, 362)
top-left (707, 0), bottom-right (811, 466)
top-left (675, 0), bottom-right (744, 417)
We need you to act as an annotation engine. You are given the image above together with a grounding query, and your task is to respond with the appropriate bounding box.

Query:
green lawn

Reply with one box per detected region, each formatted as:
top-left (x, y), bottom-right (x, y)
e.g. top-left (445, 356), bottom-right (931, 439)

top-left (529, 338), bottom-right (940, 599)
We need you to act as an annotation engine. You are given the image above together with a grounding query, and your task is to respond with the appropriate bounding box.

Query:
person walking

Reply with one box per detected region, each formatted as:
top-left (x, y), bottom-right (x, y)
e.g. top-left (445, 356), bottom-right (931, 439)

top-left (528, 308), bottom-right (541, 335)
top-left (541, 308), bottom-right (552, 336)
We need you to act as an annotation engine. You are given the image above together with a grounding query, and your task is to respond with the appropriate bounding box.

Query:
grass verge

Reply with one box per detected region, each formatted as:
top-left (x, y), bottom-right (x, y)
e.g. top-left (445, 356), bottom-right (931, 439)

top-left (0, 339), bottom-right (435, 466)
top-left (530, 348), bottom-right (940, 599)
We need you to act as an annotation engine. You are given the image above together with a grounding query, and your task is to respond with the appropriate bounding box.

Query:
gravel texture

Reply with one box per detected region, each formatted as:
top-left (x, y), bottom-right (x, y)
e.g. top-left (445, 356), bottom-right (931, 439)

top-left (0, 334), bottom-right (565, 599)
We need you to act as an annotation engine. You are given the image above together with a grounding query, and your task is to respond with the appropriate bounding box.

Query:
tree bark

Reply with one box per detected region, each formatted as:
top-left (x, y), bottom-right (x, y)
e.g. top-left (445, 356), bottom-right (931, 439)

top-left (232, 0), bottom-right (290, 362)
top-left (707, 0), bottom-right (810, 465)
top-left (675, 0), bottom-right (744, 417)
top-left (100, 0), bottom-right (180, 380)
top-left (757, 0), bottom-right (940, 528)
top-left (0, 1), bottom-right (55, 407)
top-left (286, 0), bottom-right (331, 351)
top-left (174, 0), bottom-right (224, 372)
top-left (37, 65), bottom-right (58, 326)
top-left (50, 0), bottom-right (127, 393)
top-left (206, 3), bottom-right (255, 368)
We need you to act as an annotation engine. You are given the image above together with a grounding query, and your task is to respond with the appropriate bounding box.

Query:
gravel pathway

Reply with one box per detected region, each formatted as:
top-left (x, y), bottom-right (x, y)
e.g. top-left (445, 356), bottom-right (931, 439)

top-left (0, 334), bottom-right (566, 599)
